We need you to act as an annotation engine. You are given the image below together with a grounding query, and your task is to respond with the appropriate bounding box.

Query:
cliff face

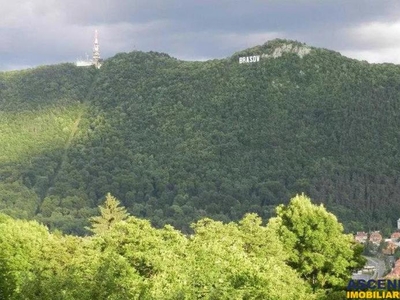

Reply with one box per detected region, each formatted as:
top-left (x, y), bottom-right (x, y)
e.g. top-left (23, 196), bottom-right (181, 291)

top-left (2, 39), bottom-right (400, 234)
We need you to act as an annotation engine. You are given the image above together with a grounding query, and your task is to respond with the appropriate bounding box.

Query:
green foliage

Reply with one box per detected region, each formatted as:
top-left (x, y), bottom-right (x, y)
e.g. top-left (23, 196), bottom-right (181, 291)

top-left (1, 40), bottom-right (381, 298)
top-left (0, 214), bottom-right (50, 299)
top-left (268, 194), bottom-right (364, 294)
top-left (0, 211), bottom-right (314, 299)
top-left (87, 192), bottom-right (129, 234)
top-left (0, 104), bottom-right (85, 164)
top-left (2, 39), bottom-right (400, 234)
top-left (394, 247), bottom-right (400, 260)
top-left (183, 215), bottom-right (312, 299)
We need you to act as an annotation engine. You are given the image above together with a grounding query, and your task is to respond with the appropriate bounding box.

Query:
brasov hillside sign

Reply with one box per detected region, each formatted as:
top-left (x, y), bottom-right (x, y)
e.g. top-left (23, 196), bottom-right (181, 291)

top-left (239, 55), bottom-right (260, 64)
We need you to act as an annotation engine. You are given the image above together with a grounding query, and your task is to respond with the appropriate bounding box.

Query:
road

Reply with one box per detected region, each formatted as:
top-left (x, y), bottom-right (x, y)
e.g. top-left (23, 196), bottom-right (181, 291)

top-left (367, 256), bottom-right (386, 279)
top-left (352, 256), bottom-right (386, 281)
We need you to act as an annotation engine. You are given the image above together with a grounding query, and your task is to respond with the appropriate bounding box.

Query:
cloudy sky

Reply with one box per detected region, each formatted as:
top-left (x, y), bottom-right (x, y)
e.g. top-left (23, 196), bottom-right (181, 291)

top-left (1, 0), bottom-right (400, 71)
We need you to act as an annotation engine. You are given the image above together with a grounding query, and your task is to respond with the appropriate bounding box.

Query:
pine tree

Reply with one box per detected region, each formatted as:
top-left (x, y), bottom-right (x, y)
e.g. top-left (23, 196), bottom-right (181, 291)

top-left (87, 193), bottom-right (129, 235)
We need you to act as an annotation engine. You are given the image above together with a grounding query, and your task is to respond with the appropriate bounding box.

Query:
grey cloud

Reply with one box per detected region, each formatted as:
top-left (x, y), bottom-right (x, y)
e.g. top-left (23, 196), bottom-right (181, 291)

top-left (2, 0), bottom-right (400, 70)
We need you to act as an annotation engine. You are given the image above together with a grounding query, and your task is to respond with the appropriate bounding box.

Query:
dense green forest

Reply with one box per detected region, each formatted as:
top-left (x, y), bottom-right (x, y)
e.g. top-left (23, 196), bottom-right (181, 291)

top-left (1, 39), bottom-right (400, 234)
top-left (0, 194), bottom-right (364, 299)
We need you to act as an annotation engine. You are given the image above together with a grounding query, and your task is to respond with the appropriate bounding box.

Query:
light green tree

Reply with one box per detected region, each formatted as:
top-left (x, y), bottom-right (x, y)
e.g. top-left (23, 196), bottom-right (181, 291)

top-left (268, 194), bottom-right (365, 293)
top-left (183, 215), bottom-right (313, 299)
top-left (87, 193), bottom-right (129, 235)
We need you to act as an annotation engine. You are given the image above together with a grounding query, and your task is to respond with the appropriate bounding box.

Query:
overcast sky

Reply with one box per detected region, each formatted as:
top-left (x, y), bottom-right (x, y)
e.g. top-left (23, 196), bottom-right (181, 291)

top-left (2, 0), bottom-right (400, 71)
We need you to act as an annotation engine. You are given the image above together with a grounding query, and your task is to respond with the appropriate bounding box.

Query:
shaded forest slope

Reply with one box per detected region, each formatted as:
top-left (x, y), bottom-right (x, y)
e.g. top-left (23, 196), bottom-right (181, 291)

top-left (1, 39), bottom-right (400, 234)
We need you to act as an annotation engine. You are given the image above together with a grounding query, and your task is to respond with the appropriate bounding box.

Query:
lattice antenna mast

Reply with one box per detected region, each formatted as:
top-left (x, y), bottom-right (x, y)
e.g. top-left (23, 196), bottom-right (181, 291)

top-left (93, 29), bottom-right (101, 68)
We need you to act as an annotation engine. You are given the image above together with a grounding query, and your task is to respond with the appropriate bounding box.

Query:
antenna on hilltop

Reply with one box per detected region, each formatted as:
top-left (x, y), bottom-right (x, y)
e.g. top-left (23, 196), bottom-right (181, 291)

top-left (76, 30), bottom-right (103, 68)
top-left (92, 29), bottom-right (102, 69)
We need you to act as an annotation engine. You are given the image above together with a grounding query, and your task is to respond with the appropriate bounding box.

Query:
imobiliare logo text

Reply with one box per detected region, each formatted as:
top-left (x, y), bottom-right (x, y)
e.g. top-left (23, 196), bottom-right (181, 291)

top-left (347, 279), bottom-right (400, 299)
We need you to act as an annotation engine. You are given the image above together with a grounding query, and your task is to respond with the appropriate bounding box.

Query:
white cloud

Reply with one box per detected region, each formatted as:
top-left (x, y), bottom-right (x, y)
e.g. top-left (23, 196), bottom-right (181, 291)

top-left (341, 48), bottom-right (400, 64)
top-left (339, 20), bottom-right (400, 63)
top-left (161, 30), bottom-right (281, 61)
top-left (0, 0), bottom-right (61, 28)
top-left (346, 21), bottom-right (400, 49)
top-left (0, 63), bottom-right (34, 71)
top-left (218, 32), bottom-right (281, 50)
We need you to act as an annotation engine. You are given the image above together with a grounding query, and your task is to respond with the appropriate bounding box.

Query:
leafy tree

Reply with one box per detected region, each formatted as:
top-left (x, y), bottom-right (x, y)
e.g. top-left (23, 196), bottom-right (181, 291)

top-left (394, 247), bottom-right (400, 260)
top-left (268, 194), bottom-right (364, 293)
top-left (0, 213), bottom-right (50, 299)
top-left (184, 215), bottom-right (313, 299)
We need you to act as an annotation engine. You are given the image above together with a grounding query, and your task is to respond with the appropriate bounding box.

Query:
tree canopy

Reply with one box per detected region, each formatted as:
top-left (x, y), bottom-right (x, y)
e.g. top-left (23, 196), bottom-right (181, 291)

top-left (0, 194), bottom-right (362, 299)
top-left (269, 194), bottom-right (366, 292)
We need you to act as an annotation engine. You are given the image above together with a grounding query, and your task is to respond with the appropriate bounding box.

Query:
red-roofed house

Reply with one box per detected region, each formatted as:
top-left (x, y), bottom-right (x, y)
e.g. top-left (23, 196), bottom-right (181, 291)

top-left (382, 240), bottom-right (398, 255)
top-left (369, 231), bottom-right (382, 245)
top-left (355, 232), bottom-right (368, 243)
top-left (391, 232), bottom-right (400, 241)
top-left (386, 259), bottom-right (400, 279)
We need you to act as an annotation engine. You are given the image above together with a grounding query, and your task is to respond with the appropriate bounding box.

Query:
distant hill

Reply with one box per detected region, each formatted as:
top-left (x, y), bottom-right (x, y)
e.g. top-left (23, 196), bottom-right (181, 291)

top-left (2, 39), bottom-right (400, 234)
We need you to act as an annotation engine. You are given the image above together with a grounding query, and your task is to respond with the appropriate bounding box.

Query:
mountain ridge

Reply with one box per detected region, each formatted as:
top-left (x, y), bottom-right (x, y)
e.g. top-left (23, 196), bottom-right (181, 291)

top-left (1, 39), bottom-right (400, 234)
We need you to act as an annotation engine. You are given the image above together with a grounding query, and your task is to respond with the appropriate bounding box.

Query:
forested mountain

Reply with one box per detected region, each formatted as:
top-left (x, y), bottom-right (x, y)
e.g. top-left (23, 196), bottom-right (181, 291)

top-left (2, 39), bottom-right (400, 234)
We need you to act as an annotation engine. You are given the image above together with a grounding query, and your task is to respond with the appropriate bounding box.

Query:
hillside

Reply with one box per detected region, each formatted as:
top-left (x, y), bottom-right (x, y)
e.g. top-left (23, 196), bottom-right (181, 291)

top-left (1, 39), bottom-right (400, 234)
